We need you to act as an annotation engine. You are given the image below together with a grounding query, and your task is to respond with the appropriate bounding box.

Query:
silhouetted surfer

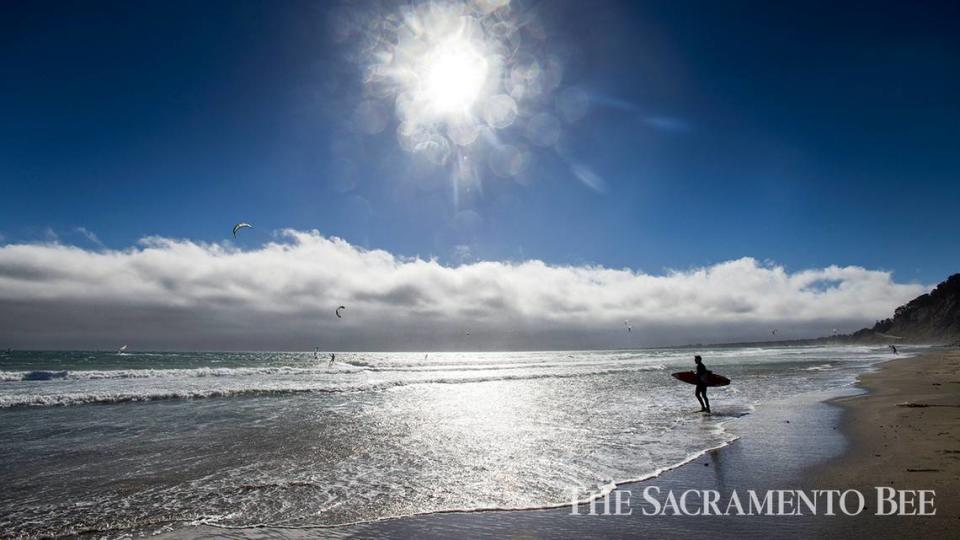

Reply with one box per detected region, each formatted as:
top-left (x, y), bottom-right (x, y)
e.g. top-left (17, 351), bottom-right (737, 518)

top-left (694, 355), bottom-right (711, 413)
top-left (329, 353), bottom-right (336, 367)
top-left (889, 344), bottom-right (898, 355)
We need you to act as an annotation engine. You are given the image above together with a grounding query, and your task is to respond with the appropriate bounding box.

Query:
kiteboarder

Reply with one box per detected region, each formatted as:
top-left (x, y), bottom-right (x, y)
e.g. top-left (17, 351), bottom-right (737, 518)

top-left (232, 222), bottom-right (252, 238)
top-left (694, 355), bottom-right (711, 413)
top-left (889, 344), bottom-right (898, 355)
top-left (329, 353), bottom-right (336, 366)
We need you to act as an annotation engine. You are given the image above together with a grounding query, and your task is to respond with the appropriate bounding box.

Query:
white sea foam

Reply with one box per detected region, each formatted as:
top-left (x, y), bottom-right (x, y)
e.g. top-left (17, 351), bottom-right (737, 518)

top-left (1, 366), bottom-right (345, 382)
top-left (0, 364), bottom-right (667, 407)
top-left (804, 363), bottom-right (834, 371)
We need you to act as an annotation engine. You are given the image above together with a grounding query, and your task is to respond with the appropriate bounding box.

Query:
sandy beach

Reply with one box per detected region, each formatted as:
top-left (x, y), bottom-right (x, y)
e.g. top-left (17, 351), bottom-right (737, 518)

top-left (809, 349), bottom-right (960, 537)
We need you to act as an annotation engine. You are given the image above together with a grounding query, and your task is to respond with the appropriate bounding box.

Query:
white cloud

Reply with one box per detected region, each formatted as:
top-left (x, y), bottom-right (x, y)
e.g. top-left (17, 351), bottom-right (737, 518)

top-left (74, 226), bottom-right (105, 248)
top-left (569, 163), bottom-right (606, 193)
top-left (452, 244), bottom-right (474, 263)
top-left (0, 230), bottom-right (928, 350)
top-left (43, 227), bottom-right (59, 243)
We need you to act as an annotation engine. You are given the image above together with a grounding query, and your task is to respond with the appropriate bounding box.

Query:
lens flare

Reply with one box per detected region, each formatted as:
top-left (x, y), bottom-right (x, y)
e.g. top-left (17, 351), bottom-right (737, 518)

top-left (349, 0), bottom-right (595, 200)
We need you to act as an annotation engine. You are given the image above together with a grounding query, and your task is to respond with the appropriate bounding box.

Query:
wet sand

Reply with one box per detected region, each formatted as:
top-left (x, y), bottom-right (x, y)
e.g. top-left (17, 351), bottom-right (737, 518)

top-left (162, 350), bottom-right (960, 539)
top-left (808, 349), bottom-right (960, 538)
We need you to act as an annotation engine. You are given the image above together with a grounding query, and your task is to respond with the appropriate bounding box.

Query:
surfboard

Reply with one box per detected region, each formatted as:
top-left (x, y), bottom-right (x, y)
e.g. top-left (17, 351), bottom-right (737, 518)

top-left (671, 371), bottom-right (730, 387)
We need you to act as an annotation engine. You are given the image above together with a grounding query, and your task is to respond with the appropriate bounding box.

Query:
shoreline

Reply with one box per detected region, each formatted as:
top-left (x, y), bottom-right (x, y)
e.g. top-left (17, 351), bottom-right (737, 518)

top-left (805, 349), bottom-right (960, 537)
top-left (161, 362), bottom-right (862, 538)
top-left (156, 349), bottom-right (958, 538)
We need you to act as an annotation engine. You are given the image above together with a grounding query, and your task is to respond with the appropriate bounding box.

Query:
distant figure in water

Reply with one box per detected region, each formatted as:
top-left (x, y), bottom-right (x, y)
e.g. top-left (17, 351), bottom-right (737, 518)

top-left (694, 355), bottom-right (711, 413)
top-left (889, 345), bottom-right (898, 355)
top-left (314, 347), bottom-right (319, 361)
top-left (329, 353), bottom-right (336, 366)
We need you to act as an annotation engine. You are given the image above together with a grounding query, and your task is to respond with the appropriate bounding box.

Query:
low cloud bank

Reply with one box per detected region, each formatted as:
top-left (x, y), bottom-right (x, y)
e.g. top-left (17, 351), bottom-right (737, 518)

top-left (0, 230), bottom-right (928, 350)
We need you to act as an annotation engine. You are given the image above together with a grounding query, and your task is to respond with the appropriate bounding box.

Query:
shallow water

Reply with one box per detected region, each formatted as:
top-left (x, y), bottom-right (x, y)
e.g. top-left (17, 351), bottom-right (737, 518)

top-left (0, 346), bottom-right (917, 536)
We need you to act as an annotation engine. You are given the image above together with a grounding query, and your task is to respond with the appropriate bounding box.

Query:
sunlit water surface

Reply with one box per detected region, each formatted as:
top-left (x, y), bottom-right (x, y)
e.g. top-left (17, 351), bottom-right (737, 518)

top-left (0, 346), bottom-right (915, 536)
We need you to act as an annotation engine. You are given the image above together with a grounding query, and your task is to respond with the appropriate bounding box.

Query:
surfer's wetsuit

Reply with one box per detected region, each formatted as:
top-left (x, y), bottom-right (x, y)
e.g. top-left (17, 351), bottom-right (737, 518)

top-left (695, 358), bottom-right (711, 413)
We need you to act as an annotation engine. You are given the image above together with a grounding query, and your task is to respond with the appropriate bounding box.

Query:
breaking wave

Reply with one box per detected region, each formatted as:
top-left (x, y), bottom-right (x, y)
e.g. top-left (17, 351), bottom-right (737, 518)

top-left (0, 365), bottom-right (666, 408)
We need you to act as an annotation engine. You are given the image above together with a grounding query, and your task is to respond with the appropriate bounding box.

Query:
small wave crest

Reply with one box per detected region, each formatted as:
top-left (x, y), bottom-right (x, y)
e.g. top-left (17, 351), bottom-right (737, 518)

top-left (804, 363), bottom-right (834, 371)
top-left (342, 359), bottom-right (374, 368)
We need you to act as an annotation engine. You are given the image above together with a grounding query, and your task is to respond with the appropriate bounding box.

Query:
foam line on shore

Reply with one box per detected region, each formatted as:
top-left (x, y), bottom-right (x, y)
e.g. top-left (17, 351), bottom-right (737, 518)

top-left (193, 436), bottom-right (742, 532)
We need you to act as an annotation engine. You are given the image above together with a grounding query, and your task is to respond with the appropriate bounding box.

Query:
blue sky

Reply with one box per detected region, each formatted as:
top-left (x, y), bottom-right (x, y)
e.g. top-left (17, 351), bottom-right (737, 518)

top-left (1, 0), bottom-right (957, 282)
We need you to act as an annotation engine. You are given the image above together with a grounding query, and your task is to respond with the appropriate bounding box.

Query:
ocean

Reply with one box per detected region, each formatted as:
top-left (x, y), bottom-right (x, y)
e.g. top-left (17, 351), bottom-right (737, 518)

top-left (0, 345), bottom-right (912, 537)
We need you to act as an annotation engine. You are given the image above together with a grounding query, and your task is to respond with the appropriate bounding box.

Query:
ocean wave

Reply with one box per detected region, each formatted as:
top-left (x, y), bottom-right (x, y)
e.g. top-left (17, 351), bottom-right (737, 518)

top-left (0, 366), bottom-right (346, 382)
top-left (0, 365), bottom-right (667, 408)
top-left (0, 361), bottom-right (665, 383)
top-left (19, 370), bottom-right (69, 381)
top-left (0, 387), bottom-right (336, 408)
top-left (342, 359), bottom-right (374, 368)
top-left (365, 360), bottom-right (665, 373)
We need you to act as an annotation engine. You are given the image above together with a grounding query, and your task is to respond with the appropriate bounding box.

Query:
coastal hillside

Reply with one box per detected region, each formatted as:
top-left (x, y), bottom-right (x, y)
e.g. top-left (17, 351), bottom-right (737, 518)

top-left (849, 273), bottom-right (960, 343)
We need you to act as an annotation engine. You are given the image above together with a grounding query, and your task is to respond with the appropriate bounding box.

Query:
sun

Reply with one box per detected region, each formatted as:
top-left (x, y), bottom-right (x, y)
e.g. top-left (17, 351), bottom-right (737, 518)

top-left (421, 38), bottom-right (489, 117)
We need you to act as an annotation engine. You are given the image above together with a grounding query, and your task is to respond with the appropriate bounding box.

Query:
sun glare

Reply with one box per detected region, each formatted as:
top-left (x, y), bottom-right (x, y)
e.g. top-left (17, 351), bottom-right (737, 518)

top-left (359, 0), bottom-right (571, 186)
top-left (422, 38), bottom-right (489, 116)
